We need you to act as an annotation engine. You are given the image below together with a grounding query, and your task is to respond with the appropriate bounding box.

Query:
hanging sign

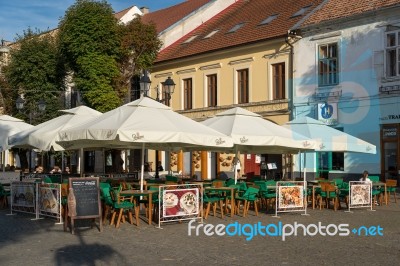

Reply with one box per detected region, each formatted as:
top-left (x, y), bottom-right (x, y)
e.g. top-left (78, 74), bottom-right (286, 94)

top-left (318, 102), bottom-right (338, 125)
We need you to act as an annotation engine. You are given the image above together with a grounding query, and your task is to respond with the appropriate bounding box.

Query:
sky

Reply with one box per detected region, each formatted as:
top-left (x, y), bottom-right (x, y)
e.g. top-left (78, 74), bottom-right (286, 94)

top-left (0, 0), bottom-right (184, 42)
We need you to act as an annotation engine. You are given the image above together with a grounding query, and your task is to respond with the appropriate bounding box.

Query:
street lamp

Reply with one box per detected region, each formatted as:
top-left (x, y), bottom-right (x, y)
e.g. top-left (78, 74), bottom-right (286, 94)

top-left (139, 75), bottom-right (176, 178)
top-left (139, 73), bottom-right (151, 97)
top-left (15, 95), bottom-right (46, 124)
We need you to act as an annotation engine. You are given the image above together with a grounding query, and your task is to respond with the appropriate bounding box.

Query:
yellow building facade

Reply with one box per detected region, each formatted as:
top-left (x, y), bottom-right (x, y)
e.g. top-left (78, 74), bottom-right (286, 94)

top-left (150, 39), bottom-right (293, 179)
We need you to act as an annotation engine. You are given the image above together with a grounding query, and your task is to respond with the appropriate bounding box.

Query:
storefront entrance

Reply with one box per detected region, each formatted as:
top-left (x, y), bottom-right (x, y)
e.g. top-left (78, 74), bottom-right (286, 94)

top-left (381, 124), bottom-right (399, 181)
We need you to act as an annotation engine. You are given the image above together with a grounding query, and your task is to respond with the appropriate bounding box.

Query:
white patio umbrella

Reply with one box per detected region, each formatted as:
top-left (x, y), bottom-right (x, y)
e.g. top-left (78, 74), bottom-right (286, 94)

top-left (283, 117), bottom-right (376, 154)
top-left (283, 116), bottom-right (376, 182)
top-left (0, 115), bottom-right (33, 151)
top-left (201, 107), bottom-right (317, 183)
top-left (8, 106), bottom-right (102, 151)
top-left (56, 96), bottom-right (234, 190)
top-left (0, 115), bottom-right (33, 171)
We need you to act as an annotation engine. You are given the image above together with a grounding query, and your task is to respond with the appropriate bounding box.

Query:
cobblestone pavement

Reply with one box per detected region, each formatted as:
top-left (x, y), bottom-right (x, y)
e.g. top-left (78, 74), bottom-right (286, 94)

top-left (0, 200), bottom-right (399, 266)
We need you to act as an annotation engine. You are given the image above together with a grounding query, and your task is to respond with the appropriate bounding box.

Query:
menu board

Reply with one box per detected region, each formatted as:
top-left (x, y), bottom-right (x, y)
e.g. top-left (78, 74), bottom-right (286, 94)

top-left (69, 178), bottom-right (101, 217)
top-left (67, 177), bottom-right (102, 234)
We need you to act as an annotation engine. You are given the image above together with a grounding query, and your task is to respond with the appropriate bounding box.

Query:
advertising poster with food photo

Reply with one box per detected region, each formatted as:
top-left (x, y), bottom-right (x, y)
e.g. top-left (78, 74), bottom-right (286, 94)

top-left (12, 183), bottom-right (35, 207)
top-left (278, 186), bottom-right (304, 209)
top-left (350, 183), bottom-right (371, 206)
top-left (163, 188), bottom-right (199, 217)
top-left (39, 186), bottom-right (60, 214)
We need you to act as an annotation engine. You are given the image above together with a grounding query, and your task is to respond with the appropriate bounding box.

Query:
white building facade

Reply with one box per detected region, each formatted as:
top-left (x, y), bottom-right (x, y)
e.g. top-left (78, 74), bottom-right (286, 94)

top-left (292, 3), bottom-right (400, 181)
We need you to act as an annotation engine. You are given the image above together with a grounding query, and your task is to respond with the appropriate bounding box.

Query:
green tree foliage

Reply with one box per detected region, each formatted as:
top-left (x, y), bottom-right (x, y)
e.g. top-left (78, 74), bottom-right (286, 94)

top-left (58, 0), bottom-right (122, 111)
top-left (117, 17), bottom-right (162, 97)
top-left (4, 28), bottom-right (65, 124)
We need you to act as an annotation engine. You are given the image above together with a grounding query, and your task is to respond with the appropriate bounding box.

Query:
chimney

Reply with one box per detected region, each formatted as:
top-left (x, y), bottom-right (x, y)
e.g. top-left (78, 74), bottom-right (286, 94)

top-left (140, 6), bottom-right (149, 14)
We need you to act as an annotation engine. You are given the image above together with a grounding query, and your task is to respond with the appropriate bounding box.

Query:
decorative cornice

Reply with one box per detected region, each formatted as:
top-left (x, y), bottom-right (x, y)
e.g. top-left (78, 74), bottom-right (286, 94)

top-left (154, 72), bottom-right (173, 78)
top-left (176, 68), bottom-right (196, 75)
top-left (228, 57), bottom-right (254, 65)
top-left (199, 63), bottom-right (221, 70)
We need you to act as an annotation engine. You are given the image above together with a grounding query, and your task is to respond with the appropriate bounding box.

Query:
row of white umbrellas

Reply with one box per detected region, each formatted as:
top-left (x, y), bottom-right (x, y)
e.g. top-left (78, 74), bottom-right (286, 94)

top-left (1, 96), bottom-right (376, 187)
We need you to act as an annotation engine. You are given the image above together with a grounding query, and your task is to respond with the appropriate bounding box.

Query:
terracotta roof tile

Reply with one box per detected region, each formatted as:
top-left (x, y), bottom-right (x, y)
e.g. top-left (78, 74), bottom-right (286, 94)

top-left (155, 0), bottom-right (324, 63)
top-left (142, 0), bottom-right (214, 33)
top-left (302, 0), bottom-right (400, 27)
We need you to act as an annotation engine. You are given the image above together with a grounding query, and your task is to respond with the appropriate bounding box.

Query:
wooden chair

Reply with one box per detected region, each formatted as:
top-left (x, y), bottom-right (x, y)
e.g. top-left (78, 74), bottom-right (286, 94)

top-left (212, 180), bottom-right (225, 188)
top-left (318, 182), bottom-right (339, 211)
top-left (109, 188), bottom-right (139, 228)
top-left (99, 183), bottom-right (113, 225)
top-left (0, 183), bottom-right (10, 209)
top-left (235, 187), bottom-right (259, 217)
top-left (384, 179), bottom-right (397, 204)
top-left (203, 191), bottom-right (224, 219)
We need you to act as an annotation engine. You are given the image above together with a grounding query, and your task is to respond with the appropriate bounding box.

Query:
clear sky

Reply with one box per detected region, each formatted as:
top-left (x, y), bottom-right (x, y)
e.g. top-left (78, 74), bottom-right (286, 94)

top-left (0, 0), bottom-right (184, 42)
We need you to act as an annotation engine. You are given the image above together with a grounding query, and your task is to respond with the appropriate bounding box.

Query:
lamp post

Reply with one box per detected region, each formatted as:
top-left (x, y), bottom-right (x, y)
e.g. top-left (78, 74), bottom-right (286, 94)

top-left (15, 95), bottom-right (47, 172)
top-left (139, 75), bottom-right (176, 178)
top-left (15, 95), bottom-right (46, 124)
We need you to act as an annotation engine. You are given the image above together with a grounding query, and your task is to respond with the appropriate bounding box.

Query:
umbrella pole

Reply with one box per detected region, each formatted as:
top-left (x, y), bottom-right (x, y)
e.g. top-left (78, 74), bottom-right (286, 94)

top-left (79, 148), bottom-right (84, 177)
top-left (234, 148), bottom-right (239, 185)
top-left (140, 143), bottom-right (145, 191)
top-left (61, 151), bottom-right (64, 172)
top-left (1, 151), bottom-right (4, 172)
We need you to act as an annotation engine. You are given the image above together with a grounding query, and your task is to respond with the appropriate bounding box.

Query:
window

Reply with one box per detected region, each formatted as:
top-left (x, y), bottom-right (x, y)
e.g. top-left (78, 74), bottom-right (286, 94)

top-left (318, 43), bottom-right (338, 86)
top-left (385, 31), bottom-right (400, 77)
top-left (183, 35), bottom-right (198, 44)
top-left (237, 69), bottom-right (249, 104)
top-left (228, 23), bottom-right (245, 33)
top-left (317, 127), bottom-right (344, 173)
top-left (204, 30), bottom-right (219, 39)
top-left (183, 78), bottom-right (192, 110)
top-left (162, 85), bottom-right (171, 106)
top-left (272, 63), bottom-right (285, 99)
top-left (291, 5), bottom-right (312, 18)
top-left (259, 14), bottom-right (278, 25)
top-left (130, 75), bottom-right (141, 101)
top-left (207, 74), bottom-right (217, 107)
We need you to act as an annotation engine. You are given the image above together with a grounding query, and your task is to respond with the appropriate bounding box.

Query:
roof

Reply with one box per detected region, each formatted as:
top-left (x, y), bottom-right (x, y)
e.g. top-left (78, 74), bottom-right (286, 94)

top-left (301, 0), bottom-right (400, 27)
top-left (155, 0), bottom-right (324, 63)
top-left (142, 0), bottom-right (213, 33)
top-left (114, 5), bottom-right (136, 21)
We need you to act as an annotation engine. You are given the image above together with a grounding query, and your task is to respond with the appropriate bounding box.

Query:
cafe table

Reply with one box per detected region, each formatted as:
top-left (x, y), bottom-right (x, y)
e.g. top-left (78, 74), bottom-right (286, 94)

top-left (120, 190), bottom-right (157, 225)
top-left (205, 187), bottom-right (236, 217)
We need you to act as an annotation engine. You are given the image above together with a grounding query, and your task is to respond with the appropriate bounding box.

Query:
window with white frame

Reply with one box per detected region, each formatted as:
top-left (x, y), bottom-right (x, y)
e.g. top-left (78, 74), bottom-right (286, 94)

top-left (318, 43), bottom-right (338, 86)
top-left (385, 30), bottom-right (400, 77)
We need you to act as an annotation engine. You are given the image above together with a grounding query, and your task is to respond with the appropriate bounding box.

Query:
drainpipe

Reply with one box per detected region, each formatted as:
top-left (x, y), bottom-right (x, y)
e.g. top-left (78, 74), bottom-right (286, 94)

top-left (285, 32), bottom-right (294, 121)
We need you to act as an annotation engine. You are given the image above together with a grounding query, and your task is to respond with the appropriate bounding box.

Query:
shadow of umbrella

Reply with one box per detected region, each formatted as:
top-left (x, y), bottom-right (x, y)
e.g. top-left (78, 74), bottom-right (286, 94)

top-left (55, 228), bottom-right (125, 266)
